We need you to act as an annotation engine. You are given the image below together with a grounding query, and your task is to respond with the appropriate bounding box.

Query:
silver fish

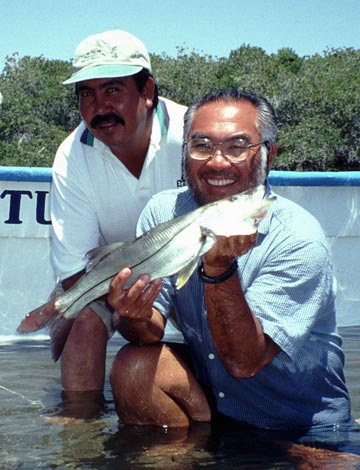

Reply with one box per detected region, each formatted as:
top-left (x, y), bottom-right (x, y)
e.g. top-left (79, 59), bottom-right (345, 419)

top-left (17, 185), bottom-right (275, 355)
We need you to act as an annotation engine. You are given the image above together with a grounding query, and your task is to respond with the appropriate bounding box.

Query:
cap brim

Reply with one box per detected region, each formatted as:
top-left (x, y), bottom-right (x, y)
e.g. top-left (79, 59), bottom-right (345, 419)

top-left (63, 64), bottom-right (144, 85)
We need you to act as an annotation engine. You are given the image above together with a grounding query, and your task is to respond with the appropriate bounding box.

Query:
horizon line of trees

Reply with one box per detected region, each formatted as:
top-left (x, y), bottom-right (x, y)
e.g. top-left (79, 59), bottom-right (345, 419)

top-left (0, 45), bottom-right (359, 171)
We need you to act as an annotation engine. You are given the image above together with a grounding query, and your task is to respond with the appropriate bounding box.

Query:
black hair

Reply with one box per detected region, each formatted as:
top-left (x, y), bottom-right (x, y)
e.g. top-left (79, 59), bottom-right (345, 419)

top-left (133, 69), bottom-right (159, 110)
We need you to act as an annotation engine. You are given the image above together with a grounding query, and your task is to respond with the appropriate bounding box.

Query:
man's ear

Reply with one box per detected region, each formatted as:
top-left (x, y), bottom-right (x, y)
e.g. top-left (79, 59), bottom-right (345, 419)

top-left (142, 76), bottom-right (155, 110)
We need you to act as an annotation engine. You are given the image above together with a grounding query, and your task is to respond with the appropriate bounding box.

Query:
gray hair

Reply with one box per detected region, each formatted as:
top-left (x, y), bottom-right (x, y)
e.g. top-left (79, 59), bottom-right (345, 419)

top-left (182, 89), bottom-right (278, 159)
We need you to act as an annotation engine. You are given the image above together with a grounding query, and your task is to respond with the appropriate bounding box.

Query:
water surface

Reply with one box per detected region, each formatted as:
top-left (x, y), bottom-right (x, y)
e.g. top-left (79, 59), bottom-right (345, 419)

top-left (1, 327), bottom-right (359, 469)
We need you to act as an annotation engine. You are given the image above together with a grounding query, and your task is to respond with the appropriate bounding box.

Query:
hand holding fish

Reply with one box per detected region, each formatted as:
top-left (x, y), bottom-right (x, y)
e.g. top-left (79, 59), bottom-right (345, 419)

top-left (202, 232), bottom-right (257, 274)
top-left (108, 268), bottom-right (165, 344)
top-left (108, 268), bottom-right (162, 320)
top-left (16, 186), bottom-right (274, 357)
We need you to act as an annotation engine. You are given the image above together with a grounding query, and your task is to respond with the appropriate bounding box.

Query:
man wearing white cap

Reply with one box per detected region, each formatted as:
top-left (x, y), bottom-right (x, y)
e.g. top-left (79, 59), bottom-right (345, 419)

top-left (50, 29), bottom-right (186, 397)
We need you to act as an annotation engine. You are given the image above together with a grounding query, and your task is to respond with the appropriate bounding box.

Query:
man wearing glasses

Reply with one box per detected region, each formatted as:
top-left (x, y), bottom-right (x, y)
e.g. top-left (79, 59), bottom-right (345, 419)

top-left (107, 89), bottom-right (353, 433)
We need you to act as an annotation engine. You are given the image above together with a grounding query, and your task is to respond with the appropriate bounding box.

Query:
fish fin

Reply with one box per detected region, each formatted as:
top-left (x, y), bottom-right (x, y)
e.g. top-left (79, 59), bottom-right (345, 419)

top-left (86, 242), bottom-right (125, 272)
top-left (175, 259), bottom-right (199, 290)
top-left (49, 317), bottom-right (75, 362)
top-left (175, 227), bottom-right (217, 290)
top-left (198, 227), bottom-right (218, 255)
top-left (16, 298), bottom-right (59, 333)
top-left (174, 228), bottom-right (215, 290)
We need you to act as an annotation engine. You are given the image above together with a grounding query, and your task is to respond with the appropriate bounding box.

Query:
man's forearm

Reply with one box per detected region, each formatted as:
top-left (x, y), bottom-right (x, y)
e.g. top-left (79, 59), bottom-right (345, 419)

top-left (116, 308), bottom-right (165, 344)
top-left (204, 268), bottom-right (280, 378)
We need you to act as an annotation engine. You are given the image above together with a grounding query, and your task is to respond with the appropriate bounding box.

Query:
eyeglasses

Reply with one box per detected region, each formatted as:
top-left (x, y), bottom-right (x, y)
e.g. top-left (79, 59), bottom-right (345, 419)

top-left (185, 137), bottom-right (266, 163)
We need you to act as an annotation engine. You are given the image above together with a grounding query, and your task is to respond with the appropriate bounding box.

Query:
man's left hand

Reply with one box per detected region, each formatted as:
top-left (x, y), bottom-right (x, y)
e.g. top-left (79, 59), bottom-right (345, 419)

top-left (203, 232), bottom-right (257, 271)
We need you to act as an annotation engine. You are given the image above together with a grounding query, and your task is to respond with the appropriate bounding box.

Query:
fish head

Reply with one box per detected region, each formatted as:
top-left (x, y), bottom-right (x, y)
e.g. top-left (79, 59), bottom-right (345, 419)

top-left (199, 185), bottom-right (276, 237)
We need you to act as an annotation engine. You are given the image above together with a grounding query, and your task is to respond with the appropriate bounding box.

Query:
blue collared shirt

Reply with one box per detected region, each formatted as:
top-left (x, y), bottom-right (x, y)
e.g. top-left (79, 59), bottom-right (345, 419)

top-left (137, 186), bottom-right (352, 430)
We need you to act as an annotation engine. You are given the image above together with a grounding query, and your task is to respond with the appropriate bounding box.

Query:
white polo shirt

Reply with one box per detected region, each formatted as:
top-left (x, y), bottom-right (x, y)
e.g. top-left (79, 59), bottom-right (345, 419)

top-left (50, 97), bottom-right (187, 281)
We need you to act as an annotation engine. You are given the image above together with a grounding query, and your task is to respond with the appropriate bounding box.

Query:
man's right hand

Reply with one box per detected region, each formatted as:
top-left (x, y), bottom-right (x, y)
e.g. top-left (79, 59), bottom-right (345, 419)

top-left (108, 268), bottom-right (165, 344)
top-left (108, 268), bottom-right (162, 321)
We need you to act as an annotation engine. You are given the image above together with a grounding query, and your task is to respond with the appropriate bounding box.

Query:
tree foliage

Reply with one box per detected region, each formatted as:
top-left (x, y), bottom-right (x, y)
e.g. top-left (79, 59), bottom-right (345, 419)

top-left (1, 46), bottom-right (359, 170)
top-left (0, 54), bottom-right (79, 166)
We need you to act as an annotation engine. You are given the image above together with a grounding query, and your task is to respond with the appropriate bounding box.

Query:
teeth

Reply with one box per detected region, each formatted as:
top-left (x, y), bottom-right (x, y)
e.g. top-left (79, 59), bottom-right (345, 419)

top-left (207, 178), bottom-right (235, 186)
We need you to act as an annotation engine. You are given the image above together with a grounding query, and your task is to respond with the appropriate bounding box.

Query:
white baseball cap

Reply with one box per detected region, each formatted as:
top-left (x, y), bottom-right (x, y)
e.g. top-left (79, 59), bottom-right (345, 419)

top-left (63, 29), bottom-right (151, 85)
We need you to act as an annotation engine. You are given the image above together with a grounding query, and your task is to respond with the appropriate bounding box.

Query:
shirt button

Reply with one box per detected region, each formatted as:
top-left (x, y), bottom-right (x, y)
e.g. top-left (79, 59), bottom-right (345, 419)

top-left (218, 392), bottom-right (225, 398)
top-left (208, 353), bottom-right (215, 360)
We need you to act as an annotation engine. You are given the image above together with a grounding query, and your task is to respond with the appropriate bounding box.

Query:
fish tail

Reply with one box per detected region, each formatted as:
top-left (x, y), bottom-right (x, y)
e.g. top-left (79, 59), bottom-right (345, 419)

top-left (16, 298), bottom-right (59, 333)
top-left (49, 316), bottom-right (75, 362)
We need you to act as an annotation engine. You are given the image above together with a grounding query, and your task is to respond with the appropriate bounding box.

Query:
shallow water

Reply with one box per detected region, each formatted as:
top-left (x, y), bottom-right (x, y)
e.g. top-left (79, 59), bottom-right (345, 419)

top-left (1, 327), bottom-right (360, 470)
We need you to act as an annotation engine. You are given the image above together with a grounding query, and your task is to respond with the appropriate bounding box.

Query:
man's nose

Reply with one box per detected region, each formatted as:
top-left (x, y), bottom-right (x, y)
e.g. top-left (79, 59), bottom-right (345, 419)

top-left (207, 148), bottom-right (232, 166)
top-left (93, 93), bottom-right (111, 114)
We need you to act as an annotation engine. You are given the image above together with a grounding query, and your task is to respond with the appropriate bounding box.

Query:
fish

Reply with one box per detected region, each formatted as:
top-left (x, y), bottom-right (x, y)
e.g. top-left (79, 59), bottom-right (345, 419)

top-left (17, 185), bottom-right (275, 359)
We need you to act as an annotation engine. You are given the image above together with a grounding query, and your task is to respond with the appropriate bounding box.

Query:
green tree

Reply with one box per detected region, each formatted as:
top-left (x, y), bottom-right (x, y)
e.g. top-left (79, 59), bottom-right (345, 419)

top-left (0, 54), bottom-right (80, 167)
top-left (274, 48), bottom-right (360, 170)
top-left (152, 47), bottom-right (221, 106)
top-left (0, 47), bottom-right (359, 171)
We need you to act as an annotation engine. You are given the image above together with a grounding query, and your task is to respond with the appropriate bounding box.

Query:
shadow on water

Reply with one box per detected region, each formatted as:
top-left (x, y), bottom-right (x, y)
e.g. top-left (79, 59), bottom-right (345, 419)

top-left (1, 327), bottom-right (360, 469)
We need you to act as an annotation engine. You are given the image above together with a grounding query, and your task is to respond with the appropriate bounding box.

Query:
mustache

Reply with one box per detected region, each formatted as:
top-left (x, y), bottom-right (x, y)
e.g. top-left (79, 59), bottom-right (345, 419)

top-left (90, 113), bottom-right (125, 129)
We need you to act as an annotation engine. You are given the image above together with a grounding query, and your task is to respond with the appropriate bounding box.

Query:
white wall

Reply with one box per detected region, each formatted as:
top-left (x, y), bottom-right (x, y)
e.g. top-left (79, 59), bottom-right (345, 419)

top-left (274, 185), bottom-right (360, 326)
top-left (0, 178), bottom-right (55, 336)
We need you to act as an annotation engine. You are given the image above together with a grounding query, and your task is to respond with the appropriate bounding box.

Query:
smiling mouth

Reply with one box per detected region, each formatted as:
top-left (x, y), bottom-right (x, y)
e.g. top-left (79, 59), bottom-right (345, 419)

top-left (206, 178), bottom-right (236, 186)
top-left (91, 113), bottom-right (125, 129)
top-left (98, 120), bottom-right (118, 129)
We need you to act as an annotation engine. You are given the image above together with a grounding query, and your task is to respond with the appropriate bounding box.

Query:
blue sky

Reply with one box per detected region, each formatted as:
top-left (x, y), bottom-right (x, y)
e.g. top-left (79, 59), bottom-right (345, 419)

top-left (1, 0), bottom-right (359, 71)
